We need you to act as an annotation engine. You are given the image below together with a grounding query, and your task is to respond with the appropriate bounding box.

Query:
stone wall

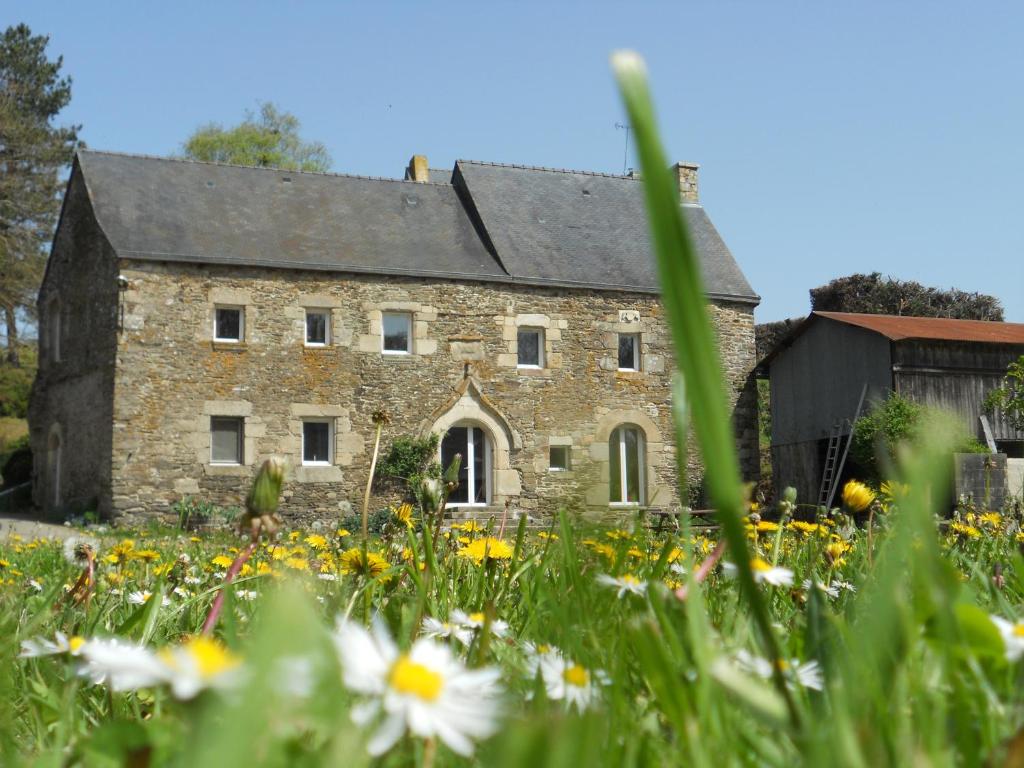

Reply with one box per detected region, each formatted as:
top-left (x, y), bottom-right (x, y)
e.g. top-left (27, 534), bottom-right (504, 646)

top-left (83, 258), bottom-right (755, 526)
top-left (28, 169), bottom-right (119, 516)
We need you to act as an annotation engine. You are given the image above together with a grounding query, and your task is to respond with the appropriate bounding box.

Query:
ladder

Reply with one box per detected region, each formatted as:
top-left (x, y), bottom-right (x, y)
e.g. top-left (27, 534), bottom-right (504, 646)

top-left (818, 383), bottom-right (868, 508)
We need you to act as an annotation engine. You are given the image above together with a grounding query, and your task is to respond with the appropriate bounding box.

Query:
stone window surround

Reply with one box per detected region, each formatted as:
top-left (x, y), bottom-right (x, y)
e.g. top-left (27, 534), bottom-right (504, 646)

top-left (196, 401), bottom-right (263, 477)
top-left (287, 404), bottom-right (363, 483)
top-left (597, 310), bottom-right (665, 374)
top-left (497, 313), bottom-right (564, 371)
top-left (301, 418), bottom-right (334, 466)
top-left (292, 295), bottom-right (349, 348)
top-left (357, 300), bottom-right (438, 357)
top-left (585, 409), bottom-right (671, 508)
top-left (205, 288), bottom-right (256, 345)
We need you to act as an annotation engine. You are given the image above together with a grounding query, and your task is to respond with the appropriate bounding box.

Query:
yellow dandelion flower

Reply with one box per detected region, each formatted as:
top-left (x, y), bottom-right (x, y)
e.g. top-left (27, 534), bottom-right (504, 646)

top-left (339, 548), bottom-right (391, 579)
top-left (841, 480), bottom-right (876, 513)
top-left (305, 534), bottom-right (328, 550)
top-left (211, 555), bottom-right (234, 569)
top-left (337, 529), bottom-right (351, 538)
top-left (978, 512), bottom-right (1002, 528)
top-left (756, 521), bottom-right (780, 533)
top-left (950, 521), bottom-right (981, 539)
top-left (284, 557), bottom-right (309, 571)
top-left (394, 503), bottom-right (416, 528)
top-left (458, 537), bottom-right (514, 565)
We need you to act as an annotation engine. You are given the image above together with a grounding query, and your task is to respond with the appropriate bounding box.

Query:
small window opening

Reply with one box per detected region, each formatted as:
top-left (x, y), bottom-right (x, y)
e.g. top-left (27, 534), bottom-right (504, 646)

top-left (618, 333), bottom-right (640, 371)
top-left (302, 420), bottom-right (333, 465)
top-left (305, 310), bottom-right (330, 346)
top-left (517, 328), bottom-right (544, 368)
top-left (549, 445), bottom-right (571, 472)
top-left (382, 312), bottom-right (412, 354)
top-left (214, 306), bottom-right (243, 342)
top-left (210, 417), bottom-right (244, 465)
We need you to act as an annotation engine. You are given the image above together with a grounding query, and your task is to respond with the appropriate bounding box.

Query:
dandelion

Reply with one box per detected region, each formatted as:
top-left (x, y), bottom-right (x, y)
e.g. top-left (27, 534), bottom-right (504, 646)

top-left (734, 649), bottom-right (823, 690)
top-left (339, 548), bottom-right (391, 580)
top-left (305, 534), bottom-right (328, 550)
top-left (333, 619), bottom-right (503, 757)
top-left (596, 573), bottom-right (648, 598)
top-left (788, 521), bottom-right (825, 536)
top-left (62, 537), bottom-right (99, 567)
top-left (20, 632), bottom-right (87, 658)
top-left (129, 549), bottom-right (161, 563)
top-left (841, 480), bottom-right (875, 513)
top-left (211, 555), bottom-right (234, 569)
top-left (756, 520), bottom-right (780, 533)
top-left (458, 537), bottom-right (514, 565)
top-left (950, 521), bottom-right (981, 539)
top-left (393, 503), bottom-right (416, 528)
top-left (535, 648), bottom-right (607, 712)
top-left (990, 615), bottom-right (1024, 662)
top-left (284, 556), bottom-right (310, 571)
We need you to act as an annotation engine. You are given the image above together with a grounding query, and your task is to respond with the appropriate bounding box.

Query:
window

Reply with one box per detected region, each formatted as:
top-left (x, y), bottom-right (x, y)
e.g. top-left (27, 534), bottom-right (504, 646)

top-left (382, 312), bottom-right (412, 354)
top-left (441, 424), bottom-right (491, 505)
top-left (302, 420), bottom-right (333, 465)
top-left (549, 445), bottom-right (571, 472)
top-left (609, 426), bottom-right (644, 504)
top-left (48, 298), bottom-right (61, 362)
top-left (618, 333), bottom-right (640, 371)
top-left (305, 310), bottom-right (330, 346)
top-left (996, 440), bottom-right (1024, 459)
top-left (215, 307), bottom-right (243, 342)
top-left (517, 328), bottom-right (544, 368)
top-left (210, 417), bottom-right (244, 464)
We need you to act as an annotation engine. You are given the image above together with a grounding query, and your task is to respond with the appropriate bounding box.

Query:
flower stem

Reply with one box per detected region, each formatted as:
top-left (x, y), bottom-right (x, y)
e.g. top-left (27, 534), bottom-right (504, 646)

top-left (201, 539), bottom-right (258, 635)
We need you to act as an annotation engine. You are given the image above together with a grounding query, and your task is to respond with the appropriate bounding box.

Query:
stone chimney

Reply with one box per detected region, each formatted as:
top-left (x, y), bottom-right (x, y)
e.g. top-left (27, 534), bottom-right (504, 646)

top-left (673, 161), bottom-right (699, 203)
top-left (406, 155), bottom-right (429, 183)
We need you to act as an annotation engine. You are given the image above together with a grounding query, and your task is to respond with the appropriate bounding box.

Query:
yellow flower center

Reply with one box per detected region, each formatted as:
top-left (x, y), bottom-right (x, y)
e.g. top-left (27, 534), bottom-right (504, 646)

top-left (621, 575), bottom-right (640, 586)
top-left (750, 558), bottom-right (771, 572)
top-left (469, 612), bottom-right (485, 624)
top-left (68, 636), bottom-right (86, 654)
top-left (1013, 624), bottom-right (1024, 638)
top-left (389, 655), bottom-right (444, 701)
top-left (161, 637), bottom-right (239, 679)
top-left (563, 664), bottom-right (590, 688)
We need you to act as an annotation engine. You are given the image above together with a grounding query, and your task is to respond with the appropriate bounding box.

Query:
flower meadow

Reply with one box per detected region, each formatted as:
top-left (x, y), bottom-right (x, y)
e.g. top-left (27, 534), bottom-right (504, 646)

top-left (4, 53), bottom-right (1024, 766)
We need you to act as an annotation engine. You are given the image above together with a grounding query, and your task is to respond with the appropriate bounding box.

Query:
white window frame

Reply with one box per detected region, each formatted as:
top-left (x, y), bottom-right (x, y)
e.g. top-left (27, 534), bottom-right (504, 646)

top-left (301, 419), bottom-right (334, 466)
top-left (442, 424), bottom-right (492, 508)
top-left (610, 426), bottom-right (645, 506)
top-left (517, 327), bottom-right (544, 369)
top-left (549, 445), bottom-right (571, 472)
top-left (618, 333), bottom-right (640, 371)
top-left (381, 312), bottom-right (413, 355)
top-left (304, 309), bottom-right (331, 347)
top-left (214, 305), bottom-right (244, 343)
top-left (210, 416), bottom-right (244, 465)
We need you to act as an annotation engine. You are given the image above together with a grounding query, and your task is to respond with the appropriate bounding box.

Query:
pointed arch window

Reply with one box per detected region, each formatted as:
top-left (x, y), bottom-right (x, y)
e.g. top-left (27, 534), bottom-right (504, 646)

top-left (609, 425), bottom-right (645, 505)
top-left (441, 423), bottom-right (492, 506)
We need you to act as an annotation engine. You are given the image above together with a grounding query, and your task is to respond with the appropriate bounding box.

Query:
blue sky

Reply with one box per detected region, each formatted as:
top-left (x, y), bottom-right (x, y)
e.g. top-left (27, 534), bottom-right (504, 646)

top-left (10, 1), bottom-right (1024, 322)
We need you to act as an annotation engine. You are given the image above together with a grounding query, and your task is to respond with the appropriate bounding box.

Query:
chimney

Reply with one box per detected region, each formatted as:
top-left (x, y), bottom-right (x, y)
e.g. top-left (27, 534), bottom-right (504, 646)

top-left (406, 155), bottom-right (429, 183)
top-left (672, 161), bottom-right (699, 203)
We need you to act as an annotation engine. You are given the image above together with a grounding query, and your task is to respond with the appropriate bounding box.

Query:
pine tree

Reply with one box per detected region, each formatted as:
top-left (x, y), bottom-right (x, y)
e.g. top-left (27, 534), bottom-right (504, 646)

top-left (0, 23), bottom-right (80, 366)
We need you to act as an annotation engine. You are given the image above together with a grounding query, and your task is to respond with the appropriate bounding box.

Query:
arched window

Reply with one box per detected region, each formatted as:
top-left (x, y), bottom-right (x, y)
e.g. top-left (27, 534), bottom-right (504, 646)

top-left (441, 423), bottom-right (492, 506)
top-left (48, 427), bottom-right (62, 507)
top-left (609, 425), bottom-right (645, 505)
top-left (48, 297), bottom-right (61, 362)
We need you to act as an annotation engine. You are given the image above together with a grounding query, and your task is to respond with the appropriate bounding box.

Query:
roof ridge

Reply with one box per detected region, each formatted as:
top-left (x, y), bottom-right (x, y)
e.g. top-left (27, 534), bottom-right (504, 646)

top-left (77, 148), bottom-right (456, 186)
top-left (457, 158), bottom-right (638, 180)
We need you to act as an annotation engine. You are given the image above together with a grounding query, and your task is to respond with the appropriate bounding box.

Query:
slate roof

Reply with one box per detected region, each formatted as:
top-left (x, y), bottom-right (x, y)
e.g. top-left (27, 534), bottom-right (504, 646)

top-left (73, 150), bottom-right (757, 302)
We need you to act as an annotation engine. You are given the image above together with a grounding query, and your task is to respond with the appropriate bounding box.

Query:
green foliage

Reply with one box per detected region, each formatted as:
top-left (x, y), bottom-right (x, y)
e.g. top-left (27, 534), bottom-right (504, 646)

top-left (340, 506), bottom-right (392, 536)
top-left (171, 496), bottom-right (238, 530)
top-left (984, 355), bottom-right (1024, 432)
top-left (0, 25), bottom-right (80, 365)
top-left (852, 393), bottom-right (988, 480)
top-left (182, 102), bottom-right (332, 172)
top-left (377, 433), bottom-right (440, 483)
top-left (754, 316), bottom-right (802, 361)
top-left (810, 271), bottom-right (1004, 320)
top-left (0, 346), bottom-right (36, 417)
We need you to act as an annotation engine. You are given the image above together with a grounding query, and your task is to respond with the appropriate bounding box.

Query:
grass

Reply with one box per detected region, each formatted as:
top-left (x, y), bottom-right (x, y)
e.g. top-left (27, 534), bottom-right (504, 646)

top-left (1, 51), bottom-right (1022, 767)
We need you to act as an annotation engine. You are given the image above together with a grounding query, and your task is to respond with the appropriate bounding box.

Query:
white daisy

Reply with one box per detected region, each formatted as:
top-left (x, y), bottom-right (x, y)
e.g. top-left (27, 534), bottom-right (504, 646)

top-left (28, 579), bottom-right (43, 592)
top-left (990, 615), bottom-right (1024, 662)
top-left (421, 616), bottom-right (473, 646)
top-left (318, 573), bottom-right (339, 582)
top-left (77, 638), bottom-right (168, 691)
top-left (333, 619), bottom-right (503, 757)
top-left (156, 636), bottom-right (241, 699)
top-left (725, 558), bottom-right (794, 587)
top-left (235, 589), bottom-right (259, 601)
top-left (127, 590), bottom-right (171, 607)
top-left (450, 609), bottom-right (509, 638)
top-left (801, 579), bottom-right (840, 599)
top-left (20, 631), bottom-right (87, 658)
top-left (734, 649), bottom-right (823, 691)
top-left (596, 573), bottom-right (648, 598)
top-left (536, 648), bottom-right (607, 711)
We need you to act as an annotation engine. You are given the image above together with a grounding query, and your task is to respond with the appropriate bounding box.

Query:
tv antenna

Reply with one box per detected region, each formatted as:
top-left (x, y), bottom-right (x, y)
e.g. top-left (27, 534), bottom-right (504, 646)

top-left (615, 122), bottom-right (632, 174)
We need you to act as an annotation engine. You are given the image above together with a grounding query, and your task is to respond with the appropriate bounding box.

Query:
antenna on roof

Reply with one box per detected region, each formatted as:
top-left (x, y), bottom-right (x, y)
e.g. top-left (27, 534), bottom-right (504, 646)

top-left (615, 122), bottom-right (632, 175)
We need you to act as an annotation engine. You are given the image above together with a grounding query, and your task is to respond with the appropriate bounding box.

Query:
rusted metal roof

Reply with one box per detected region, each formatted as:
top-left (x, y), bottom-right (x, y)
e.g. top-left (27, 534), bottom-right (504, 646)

top-left (814, 312), bottom-right (1024, 343)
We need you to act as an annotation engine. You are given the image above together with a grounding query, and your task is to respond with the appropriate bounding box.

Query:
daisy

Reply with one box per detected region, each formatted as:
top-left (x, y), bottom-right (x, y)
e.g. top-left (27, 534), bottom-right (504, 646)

top-left (596, 573), bottom-right (648, 598)
top-left (535, 648), bottom-right (607, 712)
top-left (127, 590), bottom-right (171, 607)
top-left (801, 580), bottom-right (840, 599)
top-left (77, 638), bottom-right (168, 691)
top-left (450, 609), bottom-right (509, 638)
top-left (333, 619), bottom-right (503, 757)
top-left (421, 616), bottom-right (474, 646)
top-left (734, 649), bottom-right (823, 691)
top-left (725, 559), bottom-right (794, 587)
top-left (157, 636), bottom-right (241, 699)
top-left (20, 631), bottom-right (87, 658)
top-left (990, 615), bottom-right (1024, 662)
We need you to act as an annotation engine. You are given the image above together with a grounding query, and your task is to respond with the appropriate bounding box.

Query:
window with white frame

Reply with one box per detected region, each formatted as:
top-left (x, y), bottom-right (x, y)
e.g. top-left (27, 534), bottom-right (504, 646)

top-left (618, 333), bottom-right (640, 371)
top-left (517, 328), bottom-right (544, 368)
top-left (441, 424), bottom-right (491, 506)
top-left (48, 297), bottom-right (61, 362)
top-left (609, 425), bottom-right (644, 504)
top-left (214, 306), bottom-right (244, 342)
top-left (549, 445), bottom-right (571, 472)
top-left (305, 309), bottom-right (330, 346)
top-left (210, 417), bottom-right (244, 464)
top-left (382, 312), bottom-right (412, 354)
top-left (302, 420), bottom-right (333, 465)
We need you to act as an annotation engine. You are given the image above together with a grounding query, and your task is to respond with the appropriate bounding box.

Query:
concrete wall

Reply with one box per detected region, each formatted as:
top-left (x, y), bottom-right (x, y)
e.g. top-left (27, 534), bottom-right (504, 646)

top-left (97, 259), bottom-right (757, 525)
top-left (28, 167), bottom-right (119, 516)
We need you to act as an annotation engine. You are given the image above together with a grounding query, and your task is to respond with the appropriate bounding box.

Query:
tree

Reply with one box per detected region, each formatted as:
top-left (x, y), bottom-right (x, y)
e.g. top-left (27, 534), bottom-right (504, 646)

top-left (809, 272), bottom-right (1003, 321)
top-left (984, 355), bottom-right (1024, 433)
top-left (0, 24), bottom-right (80, 366)
top-left (182, 102), bottom-right (331, 172)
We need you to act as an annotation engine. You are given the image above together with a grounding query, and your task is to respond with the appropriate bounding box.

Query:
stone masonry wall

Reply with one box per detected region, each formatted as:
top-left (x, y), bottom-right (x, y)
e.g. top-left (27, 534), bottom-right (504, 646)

top-left (108, 259), bottom-right (758, 526)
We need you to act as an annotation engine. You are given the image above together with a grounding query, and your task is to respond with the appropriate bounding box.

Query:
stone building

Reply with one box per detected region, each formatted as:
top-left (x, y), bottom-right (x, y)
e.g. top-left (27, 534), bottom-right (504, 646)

top-left (29, 150), bottom-right (759, 524)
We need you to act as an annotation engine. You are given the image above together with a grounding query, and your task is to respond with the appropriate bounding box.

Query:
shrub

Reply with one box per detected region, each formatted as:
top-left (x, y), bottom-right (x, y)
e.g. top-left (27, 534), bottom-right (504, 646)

top-left (0, 434), bottom-right (31, 488)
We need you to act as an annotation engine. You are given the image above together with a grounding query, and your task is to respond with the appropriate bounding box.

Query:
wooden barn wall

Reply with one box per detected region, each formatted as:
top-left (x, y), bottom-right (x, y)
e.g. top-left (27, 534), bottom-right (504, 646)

top-left (769, 320), bottom-right (892, 446)
top-left (893, 340), bottom-right (1024, 441)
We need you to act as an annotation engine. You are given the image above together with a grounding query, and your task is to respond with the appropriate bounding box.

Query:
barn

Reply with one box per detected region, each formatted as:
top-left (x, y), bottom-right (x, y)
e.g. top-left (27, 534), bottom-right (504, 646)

top-left (760, 311), bottom-right (1024, 507)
